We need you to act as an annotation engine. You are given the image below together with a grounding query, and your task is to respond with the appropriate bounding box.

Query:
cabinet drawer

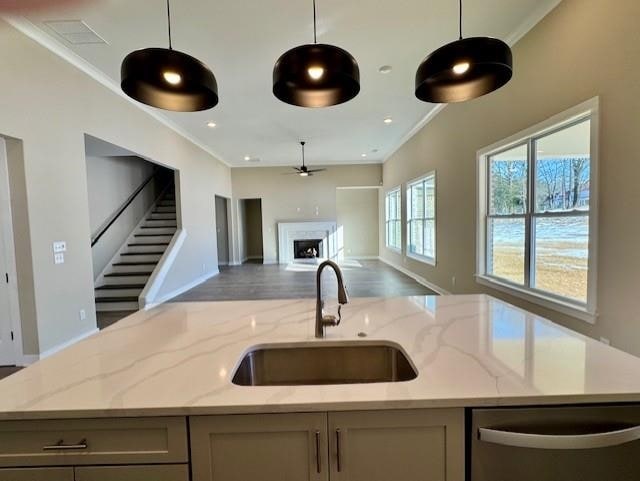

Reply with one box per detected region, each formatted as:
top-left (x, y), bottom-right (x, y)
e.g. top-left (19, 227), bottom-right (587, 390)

top-left (0, 417), bottom-right (187, 467)
top-left (0, 467), bottom-right (73, 481)
top-left (75, 464), bottom-right (189, 481)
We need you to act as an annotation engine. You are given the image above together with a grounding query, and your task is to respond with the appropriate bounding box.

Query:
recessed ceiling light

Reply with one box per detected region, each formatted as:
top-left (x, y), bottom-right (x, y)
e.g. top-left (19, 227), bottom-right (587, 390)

top-left (361, 153), bottom-right (367, 158)
top-left (378, 65), bottom-right (392, 74)
top-left (207, 121), bottom-right (217, 128)
top-left (244, 156), bottom-right (251, 161)
top-left (384, 117), bottom-right (393, 124)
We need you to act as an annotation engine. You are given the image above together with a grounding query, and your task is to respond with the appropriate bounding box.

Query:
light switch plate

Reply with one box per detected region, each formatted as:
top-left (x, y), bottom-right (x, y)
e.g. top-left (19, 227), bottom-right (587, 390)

top-left (53, 241), bottom-right (67, 253)
top-left (54, 253), bottom-right (65, 264)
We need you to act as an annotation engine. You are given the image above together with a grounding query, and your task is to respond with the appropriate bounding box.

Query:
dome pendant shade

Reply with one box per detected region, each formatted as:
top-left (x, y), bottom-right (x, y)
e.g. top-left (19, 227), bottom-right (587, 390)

top-left (121, 48), bottom-right (218, 112)
top-left (415, 37), bottom-right (512, 103)
top-left (273, 44), bottom-right (360, 108)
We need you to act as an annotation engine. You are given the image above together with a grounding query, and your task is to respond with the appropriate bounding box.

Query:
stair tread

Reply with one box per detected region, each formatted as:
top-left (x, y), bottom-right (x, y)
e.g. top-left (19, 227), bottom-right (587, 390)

top-left (95, 296), bottom-right (139, 303)
top-left (96, 284), bottom-right (146, 290)
top-left (141, 225), bottom-right (177, 229)
top-left (113, 261), bottom-right (157, 266)
top-left (135, 233), bottom-right (174, 237)
top-left (121, 252), bottom-right (165, 256)
top-left (128, 242), bottom-right (170, 247)
top-left (105, 272), bottom-right (151, 277)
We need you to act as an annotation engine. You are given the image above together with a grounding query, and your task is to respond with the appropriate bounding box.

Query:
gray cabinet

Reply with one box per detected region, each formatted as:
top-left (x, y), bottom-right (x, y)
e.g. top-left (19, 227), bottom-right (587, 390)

top-left (190, 409), bottom-right (464, 481)
top-left (74, 464), bottom-right (189, 481)
top-left (190, 413), bottom-right (329, 481)
top-left (0, 417), bottom-right (188, 467)
top-left (328, 409), bottom-right (464, 481)
top-left (0, 467), bottom-right (73, 481)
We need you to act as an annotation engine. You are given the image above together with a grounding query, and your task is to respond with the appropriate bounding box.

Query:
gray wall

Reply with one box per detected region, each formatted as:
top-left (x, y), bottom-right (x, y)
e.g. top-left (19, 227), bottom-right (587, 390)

top-left (336, 188), bottom-right (379, 258)
top-left (0, 20), bottom-right (231, 356)
top-left (380, 0), bottom-right (640, 356)
top-left (86, 154), bottom-right (160, 278)
top-left (232, 165), bottom-right (382, 263)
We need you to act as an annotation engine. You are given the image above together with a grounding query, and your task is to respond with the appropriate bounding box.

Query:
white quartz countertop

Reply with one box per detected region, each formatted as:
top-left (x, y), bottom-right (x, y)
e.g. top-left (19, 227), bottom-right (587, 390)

top-left (2, 295), bottom-right (640, 420)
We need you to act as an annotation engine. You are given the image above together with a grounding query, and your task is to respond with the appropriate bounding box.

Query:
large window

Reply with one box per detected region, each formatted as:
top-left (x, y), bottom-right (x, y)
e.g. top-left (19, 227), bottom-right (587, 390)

top-left (477, 100), bottom-right (598, 321)
top-left (407, 173), bottom-right (436, 263)
top-left (385, 188), bottom-right (401, 250)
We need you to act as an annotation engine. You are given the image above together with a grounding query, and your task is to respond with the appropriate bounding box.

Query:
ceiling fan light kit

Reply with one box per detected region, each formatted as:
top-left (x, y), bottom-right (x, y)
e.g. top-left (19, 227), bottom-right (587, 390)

top-left (415, 0), bottom-right (513, 103)
top-left (121, 0), bottom-right (218, 112)
top-left (272, 0), bottom-right (360, 108)
top-left (292, 141), bottom-right (326, 176)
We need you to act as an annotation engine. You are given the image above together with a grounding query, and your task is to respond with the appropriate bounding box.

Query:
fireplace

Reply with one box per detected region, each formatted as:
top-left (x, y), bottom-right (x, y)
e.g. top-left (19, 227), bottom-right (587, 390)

top-left (277, 222), bottom-right (337, 264)
top-left (294, 239), bottom-right (323, 259)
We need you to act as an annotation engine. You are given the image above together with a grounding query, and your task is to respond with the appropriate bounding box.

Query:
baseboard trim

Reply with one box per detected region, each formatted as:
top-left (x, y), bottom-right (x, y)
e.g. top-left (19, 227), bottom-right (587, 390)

top-left (18, 354), bottom-right (39, 366)
top-left (39, 328), bottom-right (100, 360)
top-left (378, 256), bottom-right (451, 295)
top-left (345, 256), bottom-right (379, 260)
top-left (144, 269), bottom-right (219, 309)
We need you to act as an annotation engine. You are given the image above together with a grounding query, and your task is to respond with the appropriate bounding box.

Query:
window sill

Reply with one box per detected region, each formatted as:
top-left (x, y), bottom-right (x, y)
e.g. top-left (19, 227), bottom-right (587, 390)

top-left (385, 245), bottom-right (402, 254)
top-left (407, 252), bottom-right (436, 267)
top-left (475, 274), bottom-right (597, 324)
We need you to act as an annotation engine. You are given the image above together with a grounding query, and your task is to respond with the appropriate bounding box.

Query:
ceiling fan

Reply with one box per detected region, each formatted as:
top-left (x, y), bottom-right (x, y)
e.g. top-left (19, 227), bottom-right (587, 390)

top-left (292, 141), bottom-right (326, 177)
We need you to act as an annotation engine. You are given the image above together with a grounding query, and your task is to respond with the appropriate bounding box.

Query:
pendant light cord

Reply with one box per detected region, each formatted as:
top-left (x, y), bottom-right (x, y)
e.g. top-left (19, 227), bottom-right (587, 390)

top-left (312, 0), bottom-right (317, 44)
top-left (167, 0), bottom-right (173, 49)
top-left (458, 0), bottom-right (463, 40)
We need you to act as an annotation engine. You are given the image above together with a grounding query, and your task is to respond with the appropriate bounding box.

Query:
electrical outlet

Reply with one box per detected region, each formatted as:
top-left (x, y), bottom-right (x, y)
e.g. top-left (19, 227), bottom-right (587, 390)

top-left (53, 241), bottom-right (66, 253)
top-left (79, 309), bottom-right (86, 321)
top-left (54, 253), bottom-right (64, 264)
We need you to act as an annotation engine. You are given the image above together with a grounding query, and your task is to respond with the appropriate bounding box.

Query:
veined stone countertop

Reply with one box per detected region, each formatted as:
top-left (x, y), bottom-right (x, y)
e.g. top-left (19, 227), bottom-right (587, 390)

top-left (2, 295), bottom-right (640, 420)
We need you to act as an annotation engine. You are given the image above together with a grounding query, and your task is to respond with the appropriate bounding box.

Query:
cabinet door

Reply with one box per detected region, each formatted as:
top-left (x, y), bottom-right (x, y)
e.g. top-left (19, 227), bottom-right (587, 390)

top-left (328, 409), bottom-right (464, 481)
top-left (74, 464), bottom-right (189, 481)
top-left (0, 467), bottom-right (73, 481)
top-left (190, 413), bottom-right (328, 481)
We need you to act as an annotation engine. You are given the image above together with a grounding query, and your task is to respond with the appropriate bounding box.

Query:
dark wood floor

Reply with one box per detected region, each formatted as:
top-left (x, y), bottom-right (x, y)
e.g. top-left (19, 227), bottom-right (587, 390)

top-left (97, 311), bottom-right (136, 330)
top-left (0, 366), bottom-right (22, 380)
top-left (174, 259), bottom-right (435, 302)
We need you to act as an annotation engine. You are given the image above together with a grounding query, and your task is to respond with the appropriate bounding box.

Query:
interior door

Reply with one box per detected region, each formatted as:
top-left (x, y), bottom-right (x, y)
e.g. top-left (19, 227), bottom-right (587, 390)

top-left (328, 409), bottom-right (465, 481)
top-left (0, 138), bottom-right (15, 366)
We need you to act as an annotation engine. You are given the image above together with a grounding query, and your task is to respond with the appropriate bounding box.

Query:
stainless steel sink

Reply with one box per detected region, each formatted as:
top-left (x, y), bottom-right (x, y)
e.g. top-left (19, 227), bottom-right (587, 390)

top-left (232, 342), bottom-right (418, 386)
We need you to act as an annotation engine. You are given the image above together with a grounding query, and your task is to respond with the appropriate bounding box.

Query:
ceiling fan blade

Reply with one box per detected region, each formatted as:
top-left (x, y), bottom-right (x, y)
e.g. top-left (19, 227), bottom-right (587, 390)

top-left (306, 169), bottom-right (326, 173)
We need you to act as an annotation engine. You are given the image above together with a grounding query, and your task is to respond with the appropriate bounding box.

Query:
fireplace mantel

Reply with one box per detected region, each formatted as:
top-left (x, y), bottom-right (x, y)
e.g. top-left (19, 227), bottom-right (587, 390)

top-left (277, 221), bottom-right (337, 264)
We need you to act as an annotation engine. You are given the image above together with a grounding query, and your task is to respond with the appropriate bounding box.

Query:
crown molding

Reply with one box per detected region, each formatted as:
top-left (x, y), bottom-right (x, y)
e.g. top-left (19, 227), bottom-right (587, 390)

top-left (383, 0), bottom-right (563, 164)
top-left (3, 15), bottom-right (232, 168)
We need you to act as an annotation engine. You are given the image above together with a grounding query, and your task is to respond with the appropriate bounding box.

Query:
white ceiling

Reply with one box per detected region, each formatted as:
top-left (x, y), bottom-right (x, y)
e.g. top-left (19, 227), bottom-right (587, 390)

top-left (19, 0), bottom-right (558, 167)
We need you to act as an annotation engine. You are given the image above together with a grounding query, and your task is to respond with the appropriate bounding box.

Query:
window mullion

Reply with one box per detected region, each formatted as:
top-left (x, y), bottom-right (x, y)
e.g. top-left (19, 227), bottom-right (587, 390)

top-left (525, 138), bottom-right (536, 289)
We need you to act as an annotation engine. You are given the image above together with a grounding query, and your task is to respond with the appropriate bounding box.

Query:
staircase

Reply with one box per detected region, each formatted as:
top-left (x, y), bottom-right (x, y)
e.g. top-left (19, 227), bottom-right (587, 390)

top-left (94, 188), bottom-right (177, 311)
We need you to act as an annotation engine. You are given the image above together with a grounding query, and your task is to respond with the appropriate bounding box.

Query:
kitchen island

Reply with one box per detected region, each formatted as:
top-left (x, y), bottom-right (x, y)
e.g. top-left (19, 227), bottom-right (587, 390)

top-left (1, 295), bottom-right (639, 480)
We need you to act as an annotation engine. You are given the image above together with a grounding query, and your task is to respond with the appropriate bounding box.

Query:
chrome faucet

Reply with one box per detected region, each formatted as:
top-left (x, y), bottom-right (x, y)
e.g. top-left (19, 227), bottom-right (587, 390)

top-left (315, 260), bottom-right (349, 338)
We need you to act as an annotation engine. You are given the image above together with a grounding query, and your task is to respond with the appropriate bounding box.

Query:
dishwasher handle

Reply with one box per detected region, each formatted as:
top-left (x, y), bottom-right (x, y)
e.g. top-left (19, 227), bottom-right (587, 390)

top-left (478, 425), bottom-right (640, 450)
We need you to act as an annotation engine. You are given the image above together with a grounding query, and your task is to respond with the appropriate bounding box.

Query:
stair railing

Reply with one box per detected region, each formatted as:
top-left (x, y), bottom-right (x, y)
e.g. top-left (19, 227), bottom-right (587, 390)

top-left (91, 171), bottom-right (167, 247)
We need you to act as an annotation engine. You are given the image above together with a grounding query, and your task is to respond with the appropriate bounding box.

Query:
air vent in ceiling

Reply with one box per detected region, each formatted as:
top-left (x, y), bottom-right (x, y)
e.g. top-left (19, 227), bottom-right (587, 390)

top-left (247, 158), bottom-right (261, 163)
top-left (44, 20), bottom-right (107, 45)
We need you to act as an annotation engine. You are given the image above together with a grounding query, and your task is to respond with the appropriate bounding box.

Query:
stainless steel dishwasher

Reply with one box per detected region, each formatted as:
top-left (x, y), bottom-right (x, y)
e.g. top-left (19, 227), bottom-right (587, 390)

top-left (471, 405), bottom-right (640, 480)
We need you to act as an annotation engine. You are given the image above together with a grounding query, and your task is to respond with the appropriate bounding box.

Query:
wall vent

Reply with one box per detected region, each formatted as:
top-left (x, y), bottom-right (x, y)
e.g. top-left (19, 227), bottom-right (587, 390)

top-left (44, 20), bottom-right (107, 45)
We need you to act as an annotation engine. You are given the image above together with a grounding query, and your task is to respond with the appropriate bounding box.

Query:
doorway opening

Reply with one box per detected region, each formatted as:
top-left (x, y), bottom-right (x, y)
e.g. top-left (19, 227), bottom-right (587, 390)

top-left (238, 199), bottom-right (263, 264)
top-left (215, 195), bottom-right (231, 267)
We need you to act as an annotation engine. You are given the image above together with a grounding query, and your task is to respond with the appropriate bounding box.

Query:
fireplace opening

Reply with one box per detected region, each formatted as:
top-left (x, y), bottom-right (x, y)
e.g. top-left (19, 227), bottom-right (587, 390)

top-left (294, 239), bottom-right (323, 259)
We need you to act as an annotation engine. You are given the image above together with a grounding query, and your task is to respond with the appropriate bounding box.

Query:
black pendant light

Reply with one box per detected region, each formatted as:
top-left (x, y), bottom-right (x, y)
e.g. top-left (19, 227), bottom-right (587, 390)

top-left (415, 0), bottom-right (512, 103)
top-left (273, 0), bottom-right (360, 108)
top-left (121, 0), bottom-right (218, 112)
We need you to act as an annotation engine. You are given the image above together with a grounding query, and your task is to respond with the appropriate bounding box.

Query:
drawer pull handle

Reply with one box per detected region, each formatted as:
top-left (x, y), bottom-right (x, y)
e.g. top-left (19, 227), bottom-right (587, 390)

top-left (479, 425), bottom-right (640, 450)
top-left (43, 438), bottom-right (88, 451)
